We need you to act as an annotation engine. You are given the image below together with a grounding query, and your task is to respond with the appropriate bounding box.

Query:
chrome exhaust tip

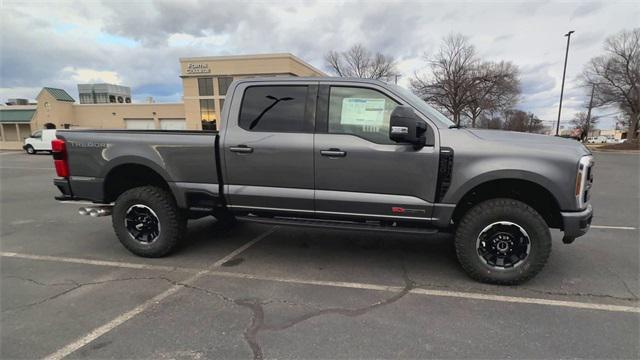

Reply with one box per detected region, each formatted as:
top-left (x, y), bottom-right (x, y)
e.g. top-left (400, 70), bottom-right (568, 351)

top-left (79, 206), bottom-right (112, 217)
top-left (96, 208), bottom-right (112, 217)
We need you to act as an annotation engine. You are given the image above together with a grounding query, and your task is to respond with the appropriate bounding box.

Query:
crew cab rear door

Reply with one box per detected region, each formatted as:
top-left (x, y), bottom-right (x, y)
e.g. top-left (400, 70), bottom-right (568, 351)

top-left (222, 81), bottom-right (318, 214)
top-left (313, 82), bottom-right (439, 223)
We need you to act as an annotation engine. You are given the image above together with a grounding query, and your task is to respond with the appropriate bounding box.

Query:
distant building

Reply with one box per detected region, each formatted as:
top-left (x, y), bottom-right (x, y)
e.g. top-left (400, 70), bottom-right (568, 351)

top-left (5, 98), bottom-right (31, 106)
top-left (77, 83), bottom-right (131, 104)
top-left (0, 104), bottom-right (36, 149)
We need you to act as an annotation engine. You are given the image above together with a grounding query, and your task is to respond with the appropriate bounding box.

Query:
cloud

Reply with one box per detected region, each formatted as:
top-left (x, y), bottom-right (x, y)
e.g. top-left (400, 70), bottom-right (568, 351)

top-left (63, 67), bottom-right (122, 84)
top-left (571, 2), bottom-right (604, 19)
top-left (520, 64), bottom-right (556, 95)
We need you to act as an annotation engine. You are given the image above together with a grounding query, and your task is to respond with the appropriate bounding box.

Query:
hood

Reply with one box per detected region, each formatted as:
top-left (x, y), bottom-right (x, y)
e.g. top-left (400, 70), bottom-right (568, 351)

top-left (464, 128), bottom-right (591, 155)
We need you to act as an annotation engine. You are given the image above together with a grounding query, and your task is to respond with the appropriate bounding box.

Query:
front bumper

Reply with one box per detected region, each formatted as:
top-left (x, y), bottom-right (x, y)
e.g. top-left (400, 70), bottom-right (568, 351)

top-left (561, 204), bottom-right (593, 239)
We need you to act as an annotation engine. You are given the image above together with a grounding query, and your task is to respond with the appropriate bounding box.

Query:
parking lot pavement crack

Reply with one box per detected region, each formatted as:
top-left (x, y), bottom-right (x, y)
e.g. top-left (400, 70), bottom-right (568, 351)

top-left (4, 275), bottom-right (78, 287)
top-left (231, 263), bottom-right (417, 360)
top-left (168, 281), bottom-right (238, 305)
top-left (2, 276), bottom-right (179, 315)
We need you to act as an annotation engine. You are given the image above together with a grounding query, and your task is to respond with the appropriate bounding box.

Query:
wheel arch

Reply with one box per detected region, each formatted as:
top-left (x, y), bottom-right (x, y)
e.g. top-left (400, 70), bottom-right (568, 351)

top-left (102, 159), bottom-right (172, 204)
top-left (451, 178), bottom-right (563, 229)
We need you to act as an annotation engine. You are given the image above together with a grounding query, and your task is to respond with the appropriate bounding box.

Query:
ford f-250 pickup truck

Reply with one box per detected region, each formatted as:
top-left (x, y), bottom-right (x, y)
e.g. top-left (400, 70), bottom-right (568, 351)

top-left (51, 78), bottom-right (594, 284)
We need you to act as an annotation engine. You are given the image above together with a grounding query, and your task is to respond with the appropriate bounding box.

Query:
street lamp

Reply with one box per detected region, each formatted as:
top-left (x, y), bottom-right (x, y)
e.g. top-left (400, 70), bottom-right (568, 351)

top-left (556, 30), bottom-right (575, 136)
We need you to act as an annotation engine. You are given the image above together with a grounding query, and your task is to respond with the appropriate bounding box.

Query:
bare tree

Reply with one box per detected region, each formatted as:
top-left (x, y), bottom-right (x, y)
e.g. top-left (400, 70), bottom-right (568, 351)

top-left (502, 110), bottom-right (543, 133)
top-left (464, 61), bottom-right (520, 127)
top-left (583, 28), bottom-right (640, 141)
top-left (571, 112), bottom-right (599, 141)
top-left (410, 34), bottom-right (521, 127)
top-left (325, 44), bottom-right (397, 80)
top-left (410, 34), bottom-right (478, 125)
top-left (479, 112), bottom-right (503, 129)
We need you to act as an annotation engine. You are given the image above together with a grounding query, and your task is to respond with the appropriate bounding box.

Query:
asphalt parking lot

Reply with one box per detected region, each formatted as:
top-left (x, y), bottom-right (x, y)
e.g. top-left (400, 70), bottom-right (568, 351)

top-left (1, 150), bottom-right (638, 359)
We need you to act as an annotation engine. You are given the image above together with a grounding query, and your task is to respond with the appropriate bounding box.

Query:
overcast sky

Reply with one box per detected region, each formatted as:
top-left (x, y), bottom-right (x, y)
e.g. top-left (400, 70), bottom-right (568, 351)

top-left (1, 0), bottom-right (638, 129)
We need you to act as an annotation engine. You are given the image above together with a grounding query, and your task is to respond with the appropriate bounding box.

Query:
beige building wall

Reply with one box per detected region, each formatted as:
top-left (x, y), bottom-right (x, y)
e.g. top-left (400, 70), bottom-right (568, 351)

top-left (32, 95), bottom-right (185, 130)
top-left (73, 103), bottom-right (185, 129)
top-left (32, 90), bottom-right (75, 129)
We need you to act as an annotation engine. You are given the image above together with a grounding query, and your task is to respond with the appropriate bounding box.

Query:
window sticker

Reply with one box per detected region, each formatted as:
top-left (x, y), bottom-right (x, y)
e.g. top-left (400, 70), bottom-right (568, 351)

top-left (340, 98), bottom-right (386, 126)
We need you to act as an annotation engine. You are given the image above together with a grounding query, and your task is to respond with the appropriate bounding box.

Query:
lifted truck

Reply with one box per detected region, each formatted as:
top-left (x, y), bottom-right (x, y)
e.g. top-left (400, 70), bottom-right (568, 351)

top-left (52, 78), bottom-right (594, 284)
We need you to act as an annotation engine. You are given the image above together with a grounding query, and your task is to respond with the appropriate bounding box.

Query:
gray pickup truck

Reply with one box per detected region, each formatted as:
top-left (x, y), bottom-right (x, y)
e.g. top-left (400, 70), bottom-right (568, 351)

top-left (52, 77), bottom-right (594, 284)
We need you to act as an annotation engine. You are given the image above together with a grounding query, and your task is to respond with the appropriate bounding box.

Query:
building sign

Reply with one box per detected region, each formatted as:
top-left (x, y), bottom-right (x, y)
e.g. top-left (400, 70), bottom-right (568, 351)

top-left (186, 63), bottom-right (211, 74)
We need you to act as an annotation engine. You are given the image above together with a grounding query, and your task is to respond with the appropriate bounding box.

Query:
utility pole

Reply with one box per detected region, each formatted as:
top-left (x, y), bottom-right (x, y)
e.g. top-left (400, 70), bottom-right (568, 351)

top-left (528, 113), bottom-right (534, 132)
top-left (556, 30), bottom-right (575, 136)
top-left (394, 74), bottom-right (401, 85)
top-left (584, 84), bottom-right (595, 142)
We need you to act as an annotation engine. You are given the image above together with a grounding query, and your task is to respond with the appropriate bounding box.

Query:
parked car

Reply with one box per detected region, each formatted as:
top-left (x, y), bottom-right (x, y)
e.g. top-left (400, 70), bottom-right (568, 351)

top-left (51, 78), bottom-right (594, 285)
top-left (23, 129), bottom-right (56, 154)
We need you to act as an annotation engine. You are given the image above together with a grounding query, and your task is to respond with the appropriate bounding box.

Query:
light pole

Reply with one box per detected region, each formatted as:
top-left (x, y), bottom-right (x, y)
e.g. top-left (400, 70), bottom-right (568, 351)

top-left (556, 30), bottom-right (575, 136)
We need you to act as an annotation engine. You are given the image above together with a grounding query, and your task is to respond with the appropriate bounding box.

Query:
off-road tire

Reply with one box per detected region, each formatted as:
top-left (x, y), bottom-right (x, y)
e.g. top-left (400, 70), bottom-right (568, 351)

top-left (112, 186), bottom-right (186, 257)
top-left (454, 198), bottom-right (551, 285)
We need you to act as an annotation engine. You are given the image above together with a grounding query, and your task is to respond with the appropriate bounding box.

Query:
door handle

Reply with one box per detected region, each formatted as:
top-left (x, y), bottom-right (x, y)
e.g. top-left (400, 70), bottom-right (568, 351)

top-left (320, 148), bottom-right (346, 157)
top-left (229, 145), bottom-right (254, 154)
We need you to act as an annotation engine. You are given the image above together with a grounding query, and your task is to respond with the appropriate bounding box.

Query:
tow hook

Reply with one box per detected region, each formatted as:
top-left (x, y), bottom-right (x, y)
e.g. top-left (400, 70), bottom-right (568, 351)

top-left (78, 206), bottom-right (113, 217)
top-left (562, 235), bottom-right (576, 244)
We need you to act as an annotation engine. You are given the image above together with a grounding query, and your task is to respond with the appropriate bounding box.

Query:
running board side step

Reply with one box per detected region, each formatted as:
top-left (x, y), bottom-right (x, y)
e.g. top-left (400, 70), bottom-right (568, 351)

top-left (236, 216), bottom-right (439, 235)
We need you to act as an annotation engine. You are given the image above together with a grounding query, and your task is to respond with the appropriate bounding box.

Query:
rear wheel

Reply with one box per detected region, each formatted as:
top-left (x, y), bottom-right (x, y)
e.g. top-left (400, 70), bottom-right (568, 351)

top-left (25, 145), bottom-right (35, 154)
top-left (112, 186), bottom-right (185, 257)
top-left (454, 198), bottom-right (551, 285)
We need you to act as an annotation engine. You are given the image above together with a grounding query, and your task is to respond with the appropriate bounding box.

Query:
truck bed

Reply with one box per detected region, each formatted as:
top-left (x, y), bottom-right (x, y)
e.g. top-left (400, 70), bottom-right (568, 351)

top-left (54, 129), bottom-right (221, 209)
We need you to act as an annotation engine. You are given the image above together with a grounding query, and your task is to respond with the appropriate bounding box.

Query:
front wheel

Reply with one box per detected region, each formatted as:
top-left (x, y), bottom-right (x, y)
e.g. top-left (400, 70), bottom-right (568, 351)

top-left (25, 145), bottom-right (35, 154)
top-left (454, 198), bottom-right (552, 285)
top-left (112, 186), bottom-right (186, 257)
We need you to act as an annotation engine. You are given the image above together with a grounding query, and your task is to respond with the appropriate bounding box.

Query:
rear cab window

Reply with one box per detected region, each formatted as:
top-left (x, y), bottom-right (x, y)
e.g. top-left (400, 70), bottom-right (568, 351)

top-left (239, 86), bottom-right (311, 133)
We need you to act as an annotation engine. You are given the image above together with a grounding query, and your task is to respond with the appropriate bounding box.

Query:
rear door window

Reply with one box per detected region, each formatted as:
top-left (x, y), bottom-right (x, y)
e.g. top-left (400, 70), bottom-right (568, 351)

top-left (239, 86), bottom-right (311, 133)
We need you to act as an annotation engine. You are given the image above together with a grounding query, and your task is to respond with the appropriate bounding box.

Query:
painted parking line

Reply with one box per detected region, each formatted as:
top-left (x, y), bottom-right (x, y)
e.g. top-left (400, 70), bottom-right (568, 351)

top-left (3, 245), bottom-right (638, 317)
top-left (591, 225), bottom-right (637, 230)
top-left (0, 251), bottom-right (200, 273)
top-left (201, 270), bottom-right (640, 314)
top-left (41, 226), bottom-right (278, 360)
top-left (0, 166), bottom-right (53, 170)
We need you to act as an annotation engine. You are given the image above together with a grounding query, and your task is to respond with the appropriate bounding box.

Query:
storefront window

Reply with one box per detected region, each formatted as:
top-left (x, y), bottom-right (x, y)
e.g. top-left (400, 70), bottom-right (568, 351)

top-left (218, 76), bottom-right (233, 96)
top-left (200, 99), bottom-right (216, 130)
top-left (198, 78), bottom-right (214, 96)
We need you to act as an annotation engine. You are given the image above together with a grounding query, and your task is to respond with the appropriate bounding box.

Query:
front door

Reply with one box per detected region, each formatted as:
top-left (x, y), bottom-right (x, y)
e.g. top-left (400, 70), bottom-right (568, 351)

top-left (314, 84), bottom-right (440, 223)
top-left (223, 83), bottom-right (317, 214)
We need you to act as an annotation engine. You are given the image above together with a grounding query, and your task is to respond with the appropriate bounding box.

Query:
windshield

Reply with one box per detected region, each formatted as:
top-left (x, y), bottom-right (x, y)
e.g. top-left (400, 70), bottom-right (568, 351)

top-left (389, 84), bottom-right (455, 127)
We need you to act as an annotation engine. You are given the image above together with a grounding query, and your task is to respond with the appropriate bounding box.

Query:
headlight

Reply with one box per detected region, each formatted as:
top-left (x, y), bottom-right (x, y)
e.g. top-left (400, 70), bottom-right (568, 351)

top-left (575, 155), bottom-right (594, 209)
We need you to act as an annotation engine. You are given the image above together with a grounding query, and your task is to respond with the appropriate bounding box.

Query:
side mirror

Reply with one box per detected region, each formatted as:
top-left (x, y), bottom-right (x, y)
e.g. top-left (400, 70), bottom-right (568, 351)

top-left (389, 105), bottom-right (427, 149)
